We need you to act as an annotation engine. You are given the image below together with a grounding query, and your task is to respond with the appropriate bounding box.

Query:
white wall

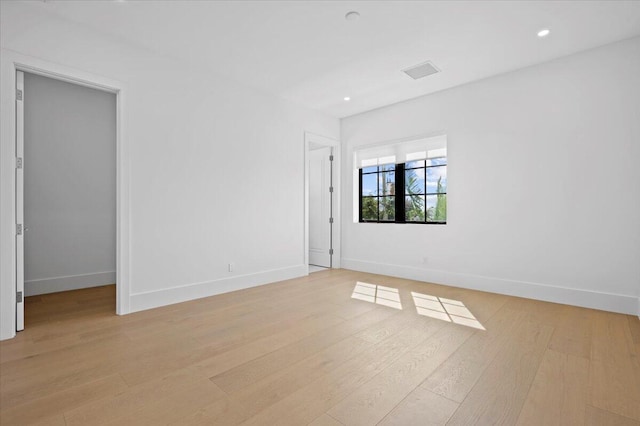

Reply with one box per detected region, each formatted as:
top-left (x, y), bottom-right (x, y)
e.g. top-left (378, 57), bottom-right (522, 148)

top-left (23, 73), bottom-right (116, 296)
top-left (1, 3), bottom-right (339, 339)
top-left (341, 37), bottom-right (640, 315)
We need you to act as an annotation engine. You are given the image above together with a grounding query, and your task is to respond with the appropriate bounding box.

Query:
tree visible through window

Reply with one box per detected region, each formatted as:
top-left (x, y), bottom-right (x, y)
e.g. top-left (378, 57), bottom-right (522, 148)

top-left (360, 164), bottom-right (396, 222)
top-left (404, 156), bottom-right (447, 223)
top-left (359, 155), bottom-right (446, 224)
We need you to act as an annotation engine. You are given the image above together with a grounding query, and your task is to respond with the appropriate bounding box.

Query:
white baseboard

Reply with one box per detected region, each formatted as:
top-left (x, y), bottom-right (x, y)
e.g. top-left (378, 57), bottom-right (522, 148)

top-left (342, 258), bottom-right (638, 316)
top-left (25, 271), bottom-right (116, 296)
top-left (129, 264), bottom-right (308, 313)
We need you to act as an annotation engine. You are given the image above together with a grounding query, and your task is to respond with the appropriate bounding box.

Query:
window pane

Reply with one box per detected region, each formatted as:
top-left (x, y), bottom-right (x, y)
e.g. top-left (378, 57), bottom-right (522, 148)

top-left (379, 172), bottom-right (396, 196)
top-left (427, 194), bottom-right (447, 222)
top-left (379, 196), bottom-right (395, 221)
top-left (405, 160), bottom-right (425, 169)
top-left (427, 157), bottom-right (447, 166)
top-left (427, 166), bottom-right (447, 193)
top-left (380, 164), bottom-right (396, 172)
top-left (405, 195), bottom-right (425, 221)
top-left (361, 197), bottom-right (378, 221)
top-left (362, 173), bottom-right (378, 196)
top-left (362, 166), bottom-right (378, 174)
top-left (405, 168), bottom-right (425, 194)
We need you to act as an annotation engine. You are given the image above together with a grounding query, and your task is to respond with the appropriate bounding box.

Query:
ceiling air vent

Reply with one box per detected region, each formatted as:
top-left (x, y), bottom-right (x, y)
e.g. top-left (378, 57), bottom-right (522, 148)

top-left (402, 61), bottom-right (440, 80)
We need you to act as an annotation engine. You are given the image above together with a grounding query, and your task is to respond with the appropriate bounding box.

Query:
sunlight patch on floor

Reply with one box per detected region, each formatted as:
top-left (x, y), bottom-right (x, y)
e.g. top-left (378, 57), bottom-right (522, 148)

top-left (412, 292), bottom-right (485, 330)
top-left (351, 282), bottom-right (403, 310)
top-left (350, 282), bottom-right (484, 330)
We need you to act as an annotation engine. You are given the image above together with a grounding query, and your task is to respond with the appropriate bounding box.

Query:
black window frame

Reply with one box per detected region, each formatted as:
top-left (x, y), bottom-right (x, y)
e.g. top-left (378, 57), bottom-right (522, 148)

top-left (359, 159), bottom-right (447, 225)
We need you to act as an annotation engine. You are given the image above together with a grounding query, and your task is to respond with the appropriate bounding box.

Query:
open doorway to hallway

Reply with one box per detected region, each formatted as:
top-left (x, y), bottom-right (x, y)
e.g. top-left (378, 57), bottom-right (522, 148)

top-left (16, 71), bottom-right (117, 330)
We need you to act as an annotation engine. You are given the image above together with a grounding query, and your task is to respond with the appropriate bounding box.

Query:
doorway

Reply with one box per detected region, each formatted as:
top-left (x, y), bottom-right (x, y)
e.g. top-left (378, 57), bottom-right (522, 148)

top-left (308, 144), bottom-right (333, 268)
top-left (304, 133), bottom-right (341, 273)
top-left (15, 70), bottom-right (117, 330)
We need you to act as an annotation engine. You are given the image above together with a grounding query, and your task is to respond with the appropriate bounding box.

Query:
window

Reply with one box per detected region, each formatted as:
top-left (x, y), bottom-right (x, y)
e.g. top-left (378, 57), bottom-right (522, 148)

top-left (357, 136), bottom-right (447, 224)
top-left (360, 164), bottom-right (396, 222)
top-left (403, 156), bottom-right (447, 223)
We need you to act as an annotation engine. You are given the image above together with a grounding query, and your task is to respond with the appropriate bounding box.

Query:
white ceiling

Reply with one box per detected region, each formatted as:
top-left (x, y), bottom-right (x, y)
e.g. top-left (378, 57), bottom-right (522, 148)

top-left (28, 0), bottom-right (640, 118)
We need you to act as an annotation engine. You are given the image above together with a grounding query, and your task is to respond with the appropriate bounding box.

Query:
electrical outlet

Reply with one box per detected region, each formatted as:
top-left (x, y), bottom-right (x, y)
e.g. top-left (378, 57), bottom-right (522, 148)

top-left (228, 263), bottom-right (235, 272)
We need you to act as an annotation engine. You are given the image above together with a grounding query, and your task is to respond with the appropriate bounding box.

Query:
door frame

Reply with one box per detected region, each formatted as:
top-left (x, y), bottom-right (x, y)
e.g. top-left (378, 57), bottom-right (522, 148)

top-left (0, 49), bottom-right (131, 340)
top-left (304, 132), bottom-right (341, 271)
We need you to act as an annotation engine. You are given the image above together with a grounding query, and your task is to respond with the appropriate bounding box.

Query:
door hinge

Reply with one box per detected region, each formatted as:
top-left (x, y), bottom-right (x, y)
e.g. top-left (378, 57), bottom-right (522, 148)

top-left (329, 186), bottom-right (333, 193)
top-left (329, 249), bottom-right (334, 255)
top-left (16, 291), bottom-right (23, 303)
top-left (16, 157), bottom-right (23, 169)
top-left (329, 155), bottom-right (334, 161)
top-left (16, 224), bottom-right (23, 235)
top-left (16, 89), bottom-right (23, 101)
top-left (329, 217), bottom-right (334, 224)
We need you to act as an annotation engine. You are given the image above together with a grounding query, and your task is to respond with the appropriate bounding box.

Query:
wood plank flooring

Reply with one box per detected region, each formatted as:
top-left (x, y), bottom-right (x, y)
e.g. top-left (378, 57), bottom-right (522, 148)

top-left (1, 269), bottom-right (639, 425)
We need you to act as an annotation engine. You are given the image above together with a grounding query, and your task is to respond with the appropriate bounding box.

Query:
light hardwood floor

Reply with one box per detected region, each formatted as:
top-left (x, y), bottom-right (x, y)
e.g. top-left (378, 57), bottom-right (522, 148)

top-left (1, 269), bottom-right (639, 425)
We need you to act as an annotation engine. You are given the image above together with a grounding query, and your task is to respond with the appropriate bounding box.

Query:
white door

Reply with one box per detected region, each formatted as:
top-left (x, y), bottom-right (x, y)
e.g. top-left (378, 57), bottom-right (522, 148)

top-left (16, 70), bottom-right (25, 331)
top-left (308, 146), bottom-right (333, 268)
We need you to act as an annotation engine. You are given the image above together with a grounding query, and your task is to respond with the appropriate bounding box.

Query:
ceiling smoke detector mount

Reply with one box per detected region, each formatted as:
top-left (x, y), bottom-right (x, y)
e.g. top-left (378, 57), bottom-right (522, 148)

top-left (402, 61), bottom-right (441, 80)
top-left (345, 11), bottom-right (360, 21)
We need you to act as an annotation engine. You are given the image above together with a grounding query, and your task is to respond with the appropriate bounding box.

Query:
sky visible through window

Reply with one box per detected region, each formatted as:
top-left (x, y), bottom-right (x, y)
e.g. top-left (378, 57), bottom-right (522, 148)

top-left (360, 156), bottom-right (447, 223)
top-left (361, 158), bottom-right (447, 197)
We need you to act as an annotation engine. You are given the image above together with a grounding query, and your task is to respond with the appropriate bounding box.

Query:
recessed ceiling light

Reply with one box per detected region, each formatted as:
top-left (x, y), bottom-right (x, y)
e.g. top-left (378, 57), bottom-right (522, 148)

top-left (344, 97), bottom-right (351, 101)
top-left (537, 28), bottom-right (551, 38)
top-left (345, 11), bottom-right (360, 21)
